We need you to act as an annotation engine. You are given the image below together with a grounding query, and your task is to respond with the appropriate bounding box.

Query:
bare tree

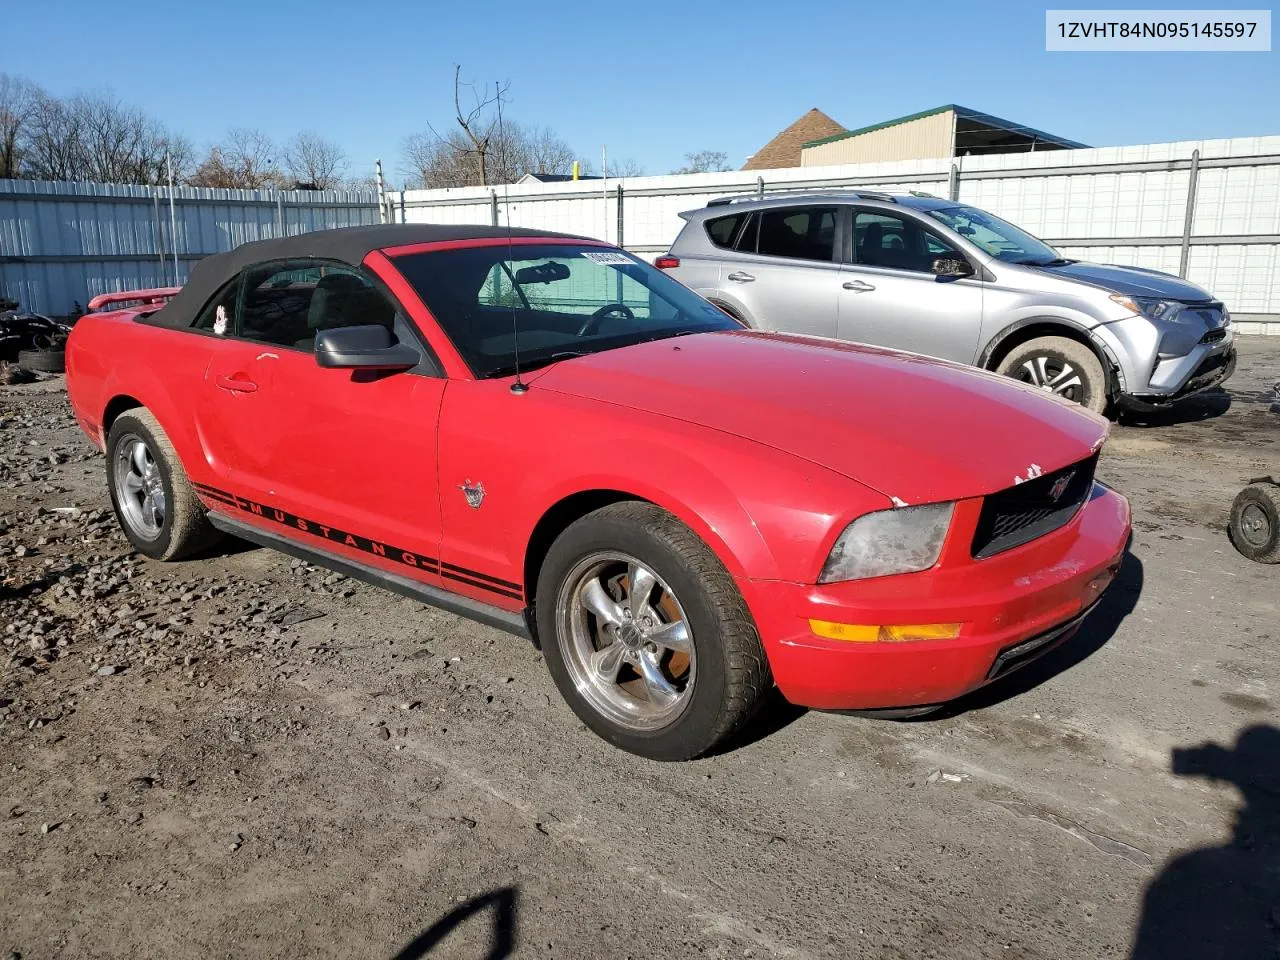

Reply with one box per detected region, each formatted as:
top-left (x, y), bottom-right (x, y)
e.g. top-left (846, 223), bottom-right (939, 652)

top-left (21, 92), bottom-right (82, 181)
top-left (343, 173), bottom-right (385, 193)
top-left (606, 156), bottom-right (646, 178)
top-left (283, 131), bottom-right (349, 190)
top-left (403, 119), bottom-right (581, 188)
top-left (672, 150), bottom-right (730, 174)
top-left (72, 93), bottom-right (177, 184)
top-left (0, 73), bottom-right (42, 178)
top-left (449, 65), bottom-right (509, 186)
top-left (190, 128), bottom-right (282, 189)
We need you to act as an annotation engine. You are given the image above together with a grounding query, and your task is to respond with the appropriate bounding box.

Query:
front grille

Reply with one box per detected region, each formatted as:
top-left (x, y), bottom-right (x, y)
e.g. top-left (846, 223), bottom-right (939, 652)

top-left (971, 455), bottom-right (1098, 559)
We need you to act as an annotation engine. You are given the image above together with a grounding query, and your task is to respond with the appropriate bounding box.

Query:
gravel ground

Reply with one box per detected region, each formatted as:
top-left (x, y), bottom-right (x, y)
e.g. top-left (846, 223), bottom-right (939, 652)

top-left (1, 339), bottom-right (1278, 960)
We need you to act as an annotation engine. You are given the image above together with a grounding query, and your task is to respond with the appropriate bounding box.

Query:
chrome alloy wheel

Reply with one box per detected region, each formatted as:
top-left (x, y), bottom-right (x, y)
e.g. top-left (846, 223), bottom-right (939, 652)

top-left (113, 435), bottom-right (166, 540)
top-left (556, 551), bottom-right (696, 731)
top-left (1017, 354), bottom-right (1086, 401)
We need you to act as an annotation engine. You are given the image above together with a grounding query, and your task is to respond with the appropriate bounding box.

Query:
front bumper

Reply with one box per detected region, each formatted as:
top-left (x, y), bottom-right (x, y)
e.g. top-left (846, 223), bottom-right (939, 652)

top-left (1127, 343), bottom-right (1237, 407)
top-left (742, 484), bottom-right (1131, 711)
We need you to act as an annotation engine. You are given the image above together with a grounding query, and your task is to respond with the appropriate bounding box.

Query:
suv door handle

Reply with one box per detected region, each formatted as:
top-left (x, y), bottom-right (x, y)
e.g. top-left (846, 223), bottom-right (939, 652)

top-left (726, 271), bottom-right (755, 283)
top-left (216, 373), bottom-right (258, 393)
top-left (842, 280), bottom-right (876, 292)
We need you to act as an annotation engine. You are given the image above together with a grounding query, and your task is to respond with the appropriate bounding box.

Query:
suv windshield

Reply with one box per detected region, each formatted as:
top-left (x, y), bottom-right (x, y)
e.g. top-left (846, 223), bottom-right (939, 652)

top-left (924, 205), bottom-right (1065, 266)
top-left (394, 244), bottom-right (739, 378)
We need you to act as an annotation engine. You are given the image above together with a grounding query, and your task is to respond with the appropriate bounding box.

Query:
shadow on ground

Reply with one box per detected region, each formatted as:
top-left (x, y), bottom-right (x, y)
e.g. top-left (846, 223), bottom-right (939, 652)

top-left (1131, 725), bottom-right (1280, 959)
top-left (391, 887), bottom-right (518, 960)
top-left (1117, 389), bottom-right (1232, 427)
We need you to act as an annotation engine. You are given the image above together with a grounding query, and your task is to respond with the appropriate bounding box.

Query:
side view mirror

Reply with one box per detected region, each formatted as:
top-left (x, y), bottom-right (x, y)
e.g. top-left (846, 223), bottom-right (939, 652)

top-left (931, 256), bottom-right (974, 279)
top-left (314, 324), bottom-right (419, 371)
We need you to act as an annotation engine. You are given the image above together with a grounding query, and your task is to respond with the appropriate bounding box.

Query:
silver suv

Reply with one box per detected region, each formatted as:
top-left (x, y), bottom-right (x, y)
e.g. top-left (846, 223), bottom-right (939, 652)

top-left (660, 191), bottom-right (1236, 414)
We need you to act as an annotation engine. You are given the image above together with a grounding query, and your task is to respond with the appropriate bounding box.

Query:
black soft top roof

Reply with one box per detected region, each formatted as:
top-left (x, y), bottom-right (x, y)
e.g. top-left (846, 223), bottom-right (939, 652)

top-left (142, 223), bottom-right (589, 329)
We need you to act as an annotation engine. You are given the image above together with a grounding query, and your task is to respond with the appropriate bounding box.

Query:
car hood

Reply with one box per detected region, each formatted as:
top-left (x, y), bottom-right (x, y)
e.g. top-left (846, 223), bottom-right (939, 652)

top-left (1038, 261), bottom-right (1214, 300)
top-left (534, 331), bottom-right (1108, 506)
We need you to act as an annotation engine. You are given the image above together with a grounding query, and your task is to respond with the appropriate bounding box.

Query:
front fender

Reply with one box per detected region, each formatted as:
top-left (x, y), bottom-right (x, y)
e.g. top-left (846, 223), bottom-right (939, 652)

top-left (437, 381), bottom-right (887, 589)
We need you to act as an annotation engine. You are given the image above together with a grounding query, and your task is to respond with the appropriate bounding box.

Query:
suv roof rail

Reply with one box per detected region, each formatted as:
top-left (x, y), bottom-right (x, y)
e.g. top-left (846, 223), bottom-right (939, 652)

top-left (705, 188), bottom-right (901, 207)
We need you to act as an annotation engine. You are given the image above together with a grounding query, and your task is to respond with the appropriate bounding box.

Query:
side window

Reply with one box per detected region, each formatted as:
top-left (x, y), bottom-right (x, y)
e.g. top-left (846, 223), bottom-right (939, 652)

top-left (239, 259), bottom-right (400, 349)
top-left (705, 213), bottom-right (744, 249)
top-left (192, 278), bottom-right (239, 333)
top-left (734, 213), bottom-right (759, 253)
top-left (756, 207), bottom-right (837, 262)
top-left (853, 210), bottom-right (963, 273)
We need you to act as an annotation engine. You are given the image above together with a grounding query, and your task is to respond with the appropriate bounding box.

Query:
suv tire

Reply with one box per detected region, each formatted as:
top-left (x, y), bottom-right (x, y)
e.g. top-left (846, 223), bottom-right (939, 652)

top-left (995, 336), bottom-right (1109, 415)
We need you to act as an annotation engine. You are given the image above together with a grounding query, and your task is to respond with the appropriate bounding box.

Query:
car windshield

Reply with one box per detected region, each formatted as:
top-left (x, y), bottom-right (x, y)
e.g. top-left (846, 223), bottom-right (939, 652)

top-left (924, 205), bottom-right (1065, 265)
top-left (393, 243), bottom-right (739, 378)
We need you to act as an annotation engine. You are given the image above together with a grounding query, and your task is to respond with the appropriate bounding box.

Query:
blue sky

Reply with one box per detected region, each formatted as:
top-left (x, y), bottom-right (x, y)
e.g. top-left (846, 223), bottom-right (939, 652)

top-left (7, 1), bottom-right (1278, 182)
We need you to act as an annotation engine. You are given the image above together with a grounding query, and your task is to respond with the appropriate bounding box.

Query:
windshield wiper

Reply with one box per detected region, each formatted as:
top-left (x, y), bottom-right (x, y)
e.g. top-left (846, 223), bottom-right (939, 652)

top-left (1017, 257), bottom-right (1076, 267)
top-left (484, 351), bottom-right (587, 380)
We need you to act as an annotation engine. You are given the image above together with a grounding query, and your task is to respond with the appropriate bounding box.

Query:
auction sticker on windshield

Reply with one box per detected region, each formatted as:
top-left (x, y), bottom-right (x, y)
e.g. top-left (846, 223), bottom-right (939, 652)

top-left (580, 251), bottom-right (635, 266)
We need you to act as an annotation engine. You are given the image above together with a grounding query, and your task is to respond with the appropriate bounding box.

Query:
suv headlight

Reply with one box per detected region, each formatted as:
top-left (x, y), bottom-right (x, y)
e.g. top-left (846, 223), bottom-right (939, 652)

top-left (1110, 295), bottom-right (1193, 323)
top-left (819, 502), bottom-right (954, 583)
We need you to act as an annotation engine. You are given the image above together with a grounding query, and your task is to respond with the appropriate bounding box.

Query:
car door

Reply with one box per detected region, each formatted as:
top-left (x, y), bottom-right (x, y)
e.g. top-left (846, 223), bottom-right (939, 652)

top-left (200, 258), bottom-right (447, 575)
top-left (837, 207), bottom-right (984, 363)
top-left (718, 205), bottom-right (843, 338)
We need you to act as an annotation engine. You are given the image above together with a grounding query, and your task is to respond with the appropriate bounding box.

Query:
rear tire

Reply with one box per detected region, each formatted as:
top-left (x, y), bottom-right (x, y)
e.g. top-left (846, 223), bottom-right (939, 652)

top-left (17, 348), bottom-right (65, 374)
top-left (1229, 483), bottom-right (1280, 563)
top-left (106, 409), bottom-right (222, 561)
top-left (535, 502), bottom-right (771, 760)
top-left (995, 336), bottom-right (1109, 415)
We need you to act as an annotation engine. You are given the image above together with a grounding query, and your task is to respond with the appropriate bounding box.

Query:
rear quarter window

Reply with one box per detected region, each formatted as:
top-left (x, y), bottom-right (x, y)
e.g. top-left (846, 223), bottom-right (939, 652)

top-left (704, 213), bottom-right (744, 249)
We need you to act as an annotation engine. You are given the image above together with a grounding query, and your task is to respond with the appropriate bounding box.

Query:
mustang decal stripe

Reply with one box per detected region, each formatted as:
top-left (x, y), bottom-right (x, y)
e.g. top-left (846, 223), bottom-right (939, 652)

top-left (190, 482), bottom-right (523, 601)
top-left (438, 561), bottom-right (522, 592)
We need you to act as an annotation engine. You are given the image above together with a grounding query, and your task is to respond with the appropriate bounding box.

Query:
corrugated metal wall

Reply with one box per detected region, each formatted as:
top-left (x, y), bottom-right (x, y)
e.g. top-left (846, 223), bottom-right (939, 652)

top-left (801, 110), bottom-right (955, 166)
top-left (390, 136), bottom-right (1280, 319)
top-left (0, 180), bottom-right (379, 314)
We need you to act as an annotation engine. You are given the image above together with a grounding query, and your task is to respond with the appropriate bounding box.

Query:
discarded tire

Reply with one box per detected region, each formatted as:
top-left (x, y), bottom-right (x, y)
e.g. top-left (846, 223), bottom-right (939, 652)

top-left (1229, 481), bottom-right (1280, 563)
top-left (17, 348), bottom-right (65, 374)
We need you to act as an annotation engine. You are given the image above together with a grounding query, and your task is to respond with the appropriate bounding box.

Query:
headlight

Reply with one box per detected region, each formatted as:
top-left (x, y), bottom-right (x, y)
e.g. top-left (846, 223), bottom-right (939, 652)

top-left (1109, 295), bottom-right (1193, 323)
top-left (819, 502), bottom-right (954, 583)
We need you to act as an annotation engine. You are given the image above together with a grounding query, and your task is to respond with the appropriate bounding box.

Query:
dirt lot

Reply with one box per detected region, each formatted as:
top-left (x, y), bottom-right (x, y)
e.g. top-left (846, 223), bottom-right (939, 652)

top-left (2, 339), bottom-right (1278, 960)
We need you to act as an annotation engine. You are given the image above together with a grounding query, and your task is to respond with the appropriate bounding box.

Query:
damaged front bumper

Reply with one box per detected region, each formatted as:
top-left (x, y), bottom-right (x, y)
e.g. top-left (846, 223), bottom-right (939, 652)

top-left (742, 484), bottom-right (1132, 711)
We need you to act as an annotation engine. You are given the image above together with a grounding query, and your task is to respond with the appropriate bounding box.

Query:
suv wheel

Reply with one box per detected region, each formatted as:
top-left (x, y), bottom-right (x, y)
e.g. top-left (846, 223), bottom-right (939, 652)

top-left (995, 336), bottom-right (1109, 415)
top-left (535, 502), bottom-right (771, 760)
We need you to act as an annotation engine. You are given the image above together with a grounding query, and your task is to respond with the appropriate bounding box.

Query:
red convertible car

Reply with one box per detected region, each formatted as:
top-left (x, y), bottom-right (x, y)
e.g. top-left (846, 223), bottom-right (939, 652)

top-left (66, 225), bottom-right (1131, 760)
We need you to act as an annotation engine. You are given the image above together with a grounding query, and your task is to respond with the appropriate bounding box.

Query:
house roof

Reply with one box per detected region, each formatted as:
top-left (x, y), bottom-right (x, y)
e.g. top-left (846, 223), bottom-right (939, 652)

top-left (743, 109), bottom-right (845, 170)
top-left (801, 104), bottom-right (1088, 151)
top-left (518, 172), bottom-right (603, 184)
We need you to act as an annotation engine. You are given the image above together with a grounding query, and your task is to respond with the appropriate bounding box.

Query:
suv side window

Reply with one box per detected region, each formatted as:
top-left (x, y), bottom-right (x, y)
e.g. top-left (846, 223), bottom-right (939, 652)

top-left (734, 213), bottom-right (759, 253)
top-left (756, 207), bottom-right (837, 262)
top-left (853, 210), bottom-right (963, 273)
top-left (705, 213), bottom-right (745, 249)
top-left (238, 259), bottom-right (400, 349)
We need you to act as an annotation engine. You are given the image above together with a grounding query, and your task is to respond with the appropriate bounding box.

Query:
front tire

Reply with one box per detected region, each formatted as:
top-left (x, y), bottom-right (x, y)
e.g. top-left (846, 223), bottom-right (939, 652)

top-left (106, 409), bottom-right (222, 561)
top-left (536, 502), bottom-right (771, 760)
top-left (995, 336), bottom-right (1109, 415)
top-left (1229, 483), bottom-right (1280, 563)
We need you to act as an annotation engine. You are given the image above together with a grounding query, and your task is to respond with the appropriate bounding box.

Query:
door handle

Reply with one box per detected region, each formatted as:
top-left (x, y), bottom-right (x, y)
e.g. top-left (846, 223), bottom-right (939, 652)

top-left (842, 280), bottom-right (876, 292)
top-left (726, 271), bottom-right (755, 283)
top-left (216, 373), bottom-right (258, 393)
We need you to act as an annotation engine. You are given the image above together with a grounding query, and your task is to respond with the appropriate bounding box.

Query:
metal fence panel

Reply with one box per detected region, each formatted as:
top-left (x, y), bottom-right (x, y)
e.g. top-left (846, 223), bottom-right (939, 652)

top-left (0, 179), bottom-right (379, 314)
